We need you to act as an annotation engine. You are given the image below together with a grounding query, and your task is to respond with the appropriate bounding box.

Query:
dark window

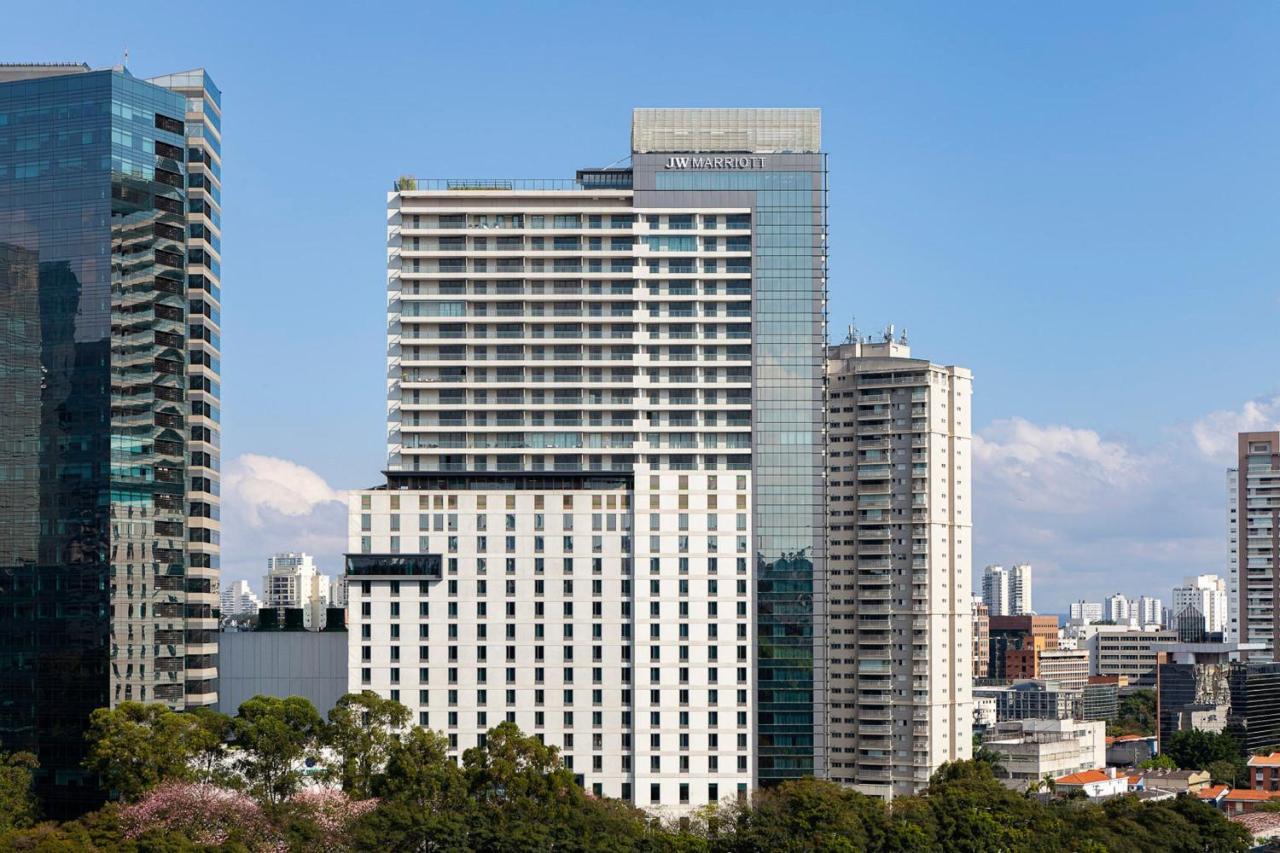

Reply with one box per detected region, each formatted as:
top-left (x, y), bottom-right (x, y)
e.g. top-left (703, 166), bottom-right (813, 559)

top-left (155, 113), bottom-right (184, 134)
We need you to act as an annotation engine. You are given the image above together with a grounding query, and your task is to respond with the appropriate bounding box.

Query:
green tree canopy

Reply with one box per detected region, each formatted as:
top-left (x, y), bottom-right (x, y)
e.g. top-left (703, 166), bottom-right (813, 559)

top-left (1165, 729), bottom-right (1242, 771)
top-left (0, 751), bottom-right (40, 833)
top-left (232, 695), bottom-right (324, 804)
top-left (324, 690), bottom-right (412, 798)
top-left (83, 702), bottom-right (222, 801)
top-left (1109, 689), bottom-right (1156, 737)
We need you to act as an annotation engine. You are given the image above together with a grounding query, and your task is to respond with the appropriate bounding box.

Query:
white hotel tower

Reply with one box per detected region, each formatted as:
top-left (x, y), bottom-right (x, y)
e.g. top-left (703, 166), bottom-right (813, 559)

top-left (346, 109), bottom-right (828, 810)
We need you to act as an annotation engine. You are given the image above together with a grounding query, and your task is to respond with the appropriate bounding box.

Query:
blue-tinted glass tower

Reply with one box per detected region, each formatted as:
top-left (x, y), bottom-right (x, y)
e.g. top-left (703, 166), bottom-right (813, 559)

top-left (0, 63), bottom-right (219, 815)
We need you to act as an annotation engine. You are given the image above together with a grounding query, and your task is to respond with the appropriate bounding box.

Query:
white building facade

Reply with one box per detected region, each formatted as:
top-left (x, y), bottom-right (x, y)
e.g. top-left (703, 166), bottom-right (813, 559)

top-left (264, 552), bottom-right (331, 629)
top-left (347, 109), bottom-right (829, 810)
top-left (982, 565), bottom-right (1010, 617)
top-left (1105, 593), bottom-right (1132, 625)
top-left (1010, 563), bottom-right (1032, 615)
top-left (1172, 574), bottom-right (1228, 636)
top-left (1069, 600), bottom-right (1103, 624)
top-left (220, 579), bottom-right (261, 618)
top-left (825, 335), bottom-right (973, 798)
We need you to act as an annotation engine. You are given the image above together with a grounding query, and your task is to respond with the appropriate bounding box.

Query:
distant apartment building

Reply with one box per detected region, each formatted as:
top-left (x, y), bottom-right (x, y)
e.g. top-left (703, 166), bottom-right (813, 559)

top-left (220, 579), bottom-right (262, 617)
top-left (1172, 574), bottom-right (1228, 637)
top-left (1070, 600), bottom-right (1103, 625)
top-left (1138, 596), bottom-right (1164, 628)
top-left (1228, 432), bottom-right (1280, 659)
top-left (826, 333), bottom-right (973, 798)
top-left (1010, 563), bottom-right (1032, 615)
top-left (264, 552), bottom-right (331, 629)
top-left (982, 565), bottom-right (1010, 616)
top-left (973, 597), bottom-right (990, 680)
top-left (1105, 593), bottom-right (1132, 625)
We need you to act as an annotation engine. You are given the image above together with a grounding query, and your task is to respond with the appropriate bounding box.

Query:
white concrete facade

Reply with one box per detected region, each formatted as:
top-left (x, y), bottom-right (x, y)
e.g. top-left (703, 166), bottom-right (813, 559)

top-left (825, 337), bottom-right (973, 798)
top-left (348, 474), bottom-right (753, 810)
top-left (264, 552), bottom-right (331, 629)
top-left (1172, 574), bottom-right (1228, 636)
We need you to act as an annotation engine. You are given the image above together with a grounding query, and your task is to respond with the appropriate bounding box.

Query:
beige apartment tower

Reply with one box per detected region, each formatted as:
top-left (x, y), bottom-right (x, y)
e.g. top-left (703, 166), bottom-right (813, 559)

top-left (826, 331), bottom-right (973, 798)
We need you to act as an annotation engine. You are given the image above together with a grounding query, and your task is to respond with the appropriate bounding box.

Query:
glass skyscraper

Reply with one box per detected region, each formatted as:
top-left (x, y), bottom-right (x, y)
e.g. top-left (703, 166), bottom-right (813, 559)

top-left (0, 63), bottom-right (220, 814)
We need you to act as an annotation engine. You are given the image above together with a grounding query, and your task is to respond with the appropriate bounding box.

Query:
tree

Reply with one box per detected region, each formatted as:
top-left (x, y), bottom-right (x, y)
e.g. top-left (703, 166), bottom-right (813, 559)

top-left (83, 702), bottom-right (219, 800)
top-left (1164, 730), bottom-right (1242, 772)
top-left (727, 776), bottom-right (889, 851)
top-left (354, 726), bottom-right (472, 850)
top-left (1109, 689), bottom-right (1156, 737)
top-left (187, 705), bottom-right (236, 786)
top-left (232, 695), bottom-right (324, 804)
top-left (1206, 758), bottom-right (1242, 786)
top-left (1140, 753), bottom-right (1177, 770)
top-left (325, 690), bottom-right (411, 798)
top-left (0, 751), bottom-right (39, 832)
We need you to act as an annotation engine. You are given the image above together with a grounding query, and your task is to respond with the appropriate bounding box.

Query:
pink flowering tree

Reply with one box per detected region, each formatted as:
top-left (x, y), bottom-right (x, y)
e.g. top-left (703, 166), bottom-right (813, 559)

top-left (282, 787), bottom-right (379, 853)
top-left (119, 780), bottom-right (283, 850)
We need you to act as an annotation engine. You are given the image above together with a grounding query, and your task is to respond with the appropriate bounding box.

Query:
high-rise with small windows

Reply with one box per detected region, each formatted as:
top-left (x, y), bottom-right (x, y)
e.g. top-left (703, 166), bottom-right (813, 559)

top-left (824, 333), bottom-right (972, 798)
top-left (0, 62), bottom-right (220, 814)
top-left (1228, 432), bottom-right (1280, 659)
top-left (347, 108), bottom-right (827, 811)
top-left (982, 565), bottom-right (1010, 616)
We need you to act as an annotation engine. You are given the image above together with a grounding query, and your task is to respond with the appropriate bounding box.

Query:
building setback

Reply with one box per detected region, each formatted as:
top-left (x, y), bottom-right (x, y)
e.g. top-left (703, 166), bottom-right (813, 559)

top-left (0, 63), bottom-right (221, 814)
top-left (347, 109), bottom-right (827, 810)
top-left (825, 334), bottom-right (973, 798)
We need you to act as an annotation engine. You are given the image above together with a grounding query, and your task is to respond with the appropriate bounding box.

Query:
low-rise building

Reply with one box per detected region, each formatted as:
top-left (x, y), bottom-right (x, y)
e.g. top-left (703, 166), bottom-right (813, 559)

top-left (983, 718), bottom-right (1106, 792)
top-left (1055, 767), bottom-right (1128, 798)
top-left (1224, 788), bottom-right (1280, 816)
top-left (976, 680), bottom-right (1080, 722)
top-left (1085, 627), bottom-right (1178, 686)
top-left (1082, 676), bottom-right (1122, 721)
top-left (1248, 753), bottom-right (1280, 792)
top-left (1137, 768), bottom-right (1211, 794)
top-left (1106, 735), bottom-right (1156, 767)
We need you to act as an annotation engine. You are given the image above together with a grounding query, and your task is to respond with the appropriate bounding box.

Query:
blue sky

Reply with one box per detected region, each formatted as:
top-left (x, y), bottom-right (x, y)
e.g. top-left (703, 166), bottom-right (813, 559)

top-left (7, 1), bottom-right (1279, 612)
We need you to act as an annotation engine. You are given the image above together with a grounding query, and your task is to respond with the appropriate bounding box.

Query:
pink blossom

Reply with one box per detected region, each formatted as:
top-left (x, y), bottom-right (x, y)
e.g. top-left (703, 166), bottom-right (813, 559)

top-left (286, 787), bottom-right (379, 851)
top-left (119, 781), bottom-right (284, 851)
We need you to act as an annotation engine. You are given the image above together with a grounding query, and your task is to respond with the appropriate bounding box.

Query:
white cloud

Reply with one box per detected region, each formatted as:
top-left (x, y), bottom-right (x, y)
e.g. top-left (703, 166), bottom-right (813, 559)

top-left (1190, 395), bottom-right (1280, 463)
top-left (974, 416), bottom-right (1225, 612)
top-left (973, 417), bottom-right (1148, 513)
top-left (220, 454), bottom-right (349, 593)
top-left (222, 454), bottom-right (346, 527)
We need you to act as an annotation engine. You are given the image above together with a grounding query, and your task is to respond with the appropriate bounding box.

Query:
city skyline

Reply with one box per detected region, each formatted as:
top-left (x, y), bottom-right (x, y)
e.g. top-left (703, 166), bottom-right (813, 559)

top-left (5, 2), bottom-right (1280, 615)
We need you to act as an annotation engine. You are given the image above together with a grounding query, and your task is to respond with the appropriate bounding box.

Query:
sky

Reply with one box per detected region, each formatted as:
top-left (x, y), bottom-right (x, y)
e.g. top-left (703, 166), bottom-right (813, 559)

top-left (6, 1), bottom-right (1279, 613)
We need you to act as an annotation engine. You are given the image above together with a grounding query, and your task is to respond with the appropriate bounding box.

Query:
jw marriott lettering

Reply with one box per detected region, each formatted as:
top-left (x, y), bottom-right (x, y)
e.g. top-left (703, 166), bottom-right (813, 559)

top-left (664, 155), bottom-right (767, 170)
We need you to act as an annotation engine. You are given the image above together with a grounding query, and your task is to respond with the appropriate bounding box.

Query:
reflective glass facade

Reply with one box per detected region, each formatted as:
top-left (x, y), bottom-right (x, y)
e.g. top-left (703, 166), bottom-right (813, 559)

top-left (636, 153), bottom-right (828, 782)
top-left (0, 67), bottom-right (197, 814)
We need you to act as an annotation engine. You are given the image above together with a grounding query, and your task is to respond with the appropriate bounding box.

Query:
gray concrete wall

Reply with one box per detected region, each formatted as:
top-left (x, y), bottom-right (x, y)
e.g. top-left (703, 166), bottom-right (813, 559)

top-left (216, 631), bottom-right (348, 716)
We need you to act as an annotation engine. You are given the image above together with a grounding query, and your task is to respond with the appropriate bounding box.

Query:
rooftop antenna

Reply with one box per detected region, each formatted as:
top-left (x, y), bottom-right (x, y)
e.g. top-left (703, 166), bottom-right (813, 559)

top-left (843, 316), bottom-right (858, 345)
top-left (123, 47), bottom-right (129, 68)
top-left (898, 327), bottom-right (909, 345)
top-left (883, 323), bottom-right (894, 343)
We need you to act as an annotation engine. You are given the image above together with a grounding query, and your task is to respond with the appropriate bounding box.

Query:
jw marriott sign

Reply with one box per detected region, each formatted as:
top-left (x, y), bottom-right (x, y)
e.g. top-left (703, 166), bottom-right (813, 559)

top-left (663, 156), bottom-right (767, 170)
